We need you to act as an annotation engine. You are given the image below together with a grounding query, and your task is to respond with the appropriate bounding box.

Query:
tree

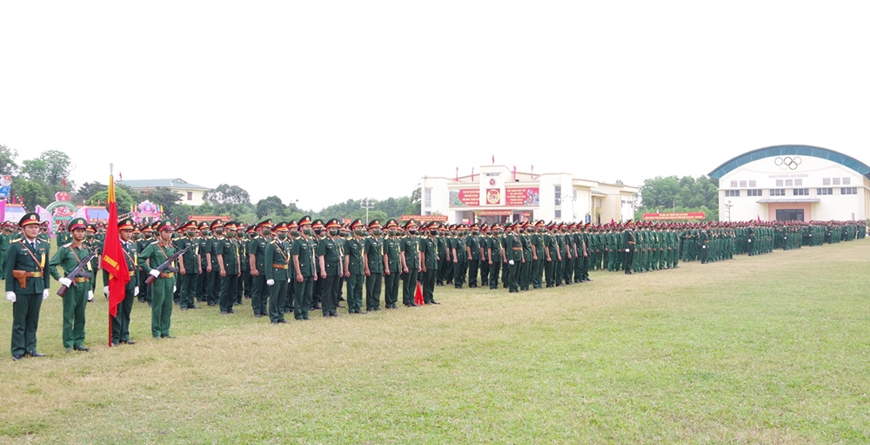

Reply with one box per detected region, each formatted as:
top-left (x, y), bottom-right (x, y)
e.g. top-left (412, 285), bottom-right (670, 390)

top-left (147, 187), bottom-right (182, 211)
top-left (256, 196), bottom-right (286, 218)
top-left (0, 144), bottom-right (19, 175)
top-left (13, 178), bottom-right (52, 210)
top-left (87, 187), bottom-right (135, 213)
top-left (74, 181), bottom-right (107, 204)
top-left (203, 184), bottom-right (251, 205)
top-left (20, 150), bottom-right (74, 189)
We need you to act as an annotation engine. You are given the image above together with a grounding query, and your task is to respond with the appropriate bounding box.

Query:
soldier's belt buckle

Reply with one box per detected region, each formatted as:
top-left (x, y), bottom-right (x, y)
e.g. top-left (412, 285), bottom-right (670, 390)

top-left (31, 272), bottom-right (42, 278)
top-left (129, 271), bottom-right (136, 276)
top-left (74, 277), bottom-right (89, 283)
top-left (160, 272), bottom-right (174, 278)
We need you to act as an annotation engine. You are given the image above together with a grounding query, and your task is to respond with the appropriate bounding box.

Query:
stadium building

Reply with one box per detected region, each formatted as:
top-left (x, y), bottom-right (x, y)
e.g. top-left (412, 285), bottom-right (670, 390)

top-left (709, 145), bottom-right (870, 222)
top-left (421, 165), bottom-right (637, 225)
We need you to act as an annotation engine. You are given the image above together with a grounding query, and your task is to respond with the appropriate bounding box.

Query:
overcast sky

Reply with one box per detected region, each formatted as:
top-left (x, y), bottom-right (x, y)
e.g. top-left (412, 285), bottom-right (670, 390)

top-left (2, 1), bottom-right (868, 210)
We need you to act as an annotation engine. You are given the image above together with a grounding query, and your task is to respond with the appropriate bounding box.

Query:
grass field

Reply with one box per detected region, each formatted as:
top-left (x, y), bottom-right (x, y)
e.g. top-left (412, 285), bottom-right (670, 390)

top-left (1, 240), bottom-right (868, 444)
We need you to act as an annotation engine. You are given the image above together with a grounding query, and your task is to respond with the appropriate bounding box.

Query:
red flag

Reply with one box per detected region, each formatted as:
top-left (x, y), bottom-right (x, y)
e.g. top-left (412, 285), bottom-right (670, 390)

top-left (492, 155), bottom-right (494, 164)
top-left (414, 281), bottom-right (424, 305)
top-left (62, 178), bottom-right (66, 189)
top-left (101, 175), bottom-right (130, 346)
top-left (119, 172), bottom-right (123, 180)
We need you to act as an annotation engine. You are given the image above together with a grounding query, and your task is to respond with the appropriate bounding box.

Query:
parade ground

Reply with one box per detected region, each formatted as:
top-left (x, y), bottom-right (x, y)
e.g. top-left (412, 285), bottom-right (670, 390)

top-left (1, 240), bottom-right (868, 444)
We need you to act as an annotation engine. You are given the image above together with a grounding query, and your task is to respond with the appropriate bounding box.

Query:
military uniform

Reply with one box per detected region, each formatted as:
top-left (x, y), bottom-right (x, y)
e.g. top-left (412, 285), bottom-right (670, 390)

top-left (420, 222), bottom-right (440, 304)
top-left (364, 220), bottom-right (384, 311)
top-left (248, 219), bottom-right (271, 317)
top-left (317, 219), bottom-right (344, 317)
top-left (400, 221), bottom-right (421, 306)
top-left (6, 213), bottom-right (51, 360)
top-left (344, 219), bottom-right (366, 314)
top-left (49, 218), bottom-right (95, 351)
top-left (291, 216), bottom-right (317, 320)
top-left (175, 222), bottom-right (201, 310)
top-left (217, 221), bottom-right (242, 314)
top-left (264, 222), bottom-right (290, 323)
top-left (105, 218), bottom-right (139, 345)
top-left (138, 221), bottom-right (179, 338)
top-left (382, 220), bottom-right (402, 309)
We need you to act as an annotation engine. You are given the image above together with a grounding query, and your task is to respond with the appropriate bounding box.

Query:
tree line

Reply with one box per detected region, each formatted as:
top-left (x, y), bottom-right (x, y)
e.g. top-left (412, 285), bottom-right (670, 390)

top-left (634, 175), bottom-right (720, 221)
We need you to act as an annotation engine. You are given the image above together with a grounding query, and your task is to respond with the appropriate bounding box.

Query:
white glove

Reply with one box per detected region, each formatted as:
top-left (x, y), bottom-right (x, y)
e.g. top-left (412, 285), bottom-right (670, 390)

top-left (287, 278), bottom-right (292, 283)
top-left (88, 290), bottom-right (94, 301)
top-left (747, 239), bottom-right (752, 242)
top-left (625, 249), bottom-right (630, 252)
top-left (134, 286), bottom-right (139, 296)
top-left (6, 291), bottom-right (15, 303)
top-left (266, 279), bottom-right (275, 286)
top-left (43, 289), bottom-right (49, 300)
top-left (702, 246), bottom-right (707, 249)
top-left (149, 269), bottom-right (160, 278)
top-left (59, 277), bottom-right (72, 287)
top-left (103, 286), bottom-right (109, 295)
top-left (173, 286), bottom-right (176, 293)
top-left (508, 260), bottom-right (514, 266)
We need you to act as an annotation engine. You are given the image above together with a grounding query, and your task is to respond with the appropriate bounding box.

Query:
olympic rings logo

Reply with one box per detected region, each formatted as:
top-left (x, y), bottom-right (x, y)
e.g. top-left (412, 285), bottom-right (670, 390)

top-left (774, 156), bottom-right (802, 170)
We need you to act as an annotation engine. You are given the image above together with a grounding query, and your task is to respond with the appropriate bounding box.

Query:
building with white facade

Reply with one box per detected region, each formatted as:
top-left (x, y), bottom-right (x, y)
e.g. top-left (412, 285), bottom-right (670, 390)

top-left (709, 145), bottom-right (870, 222)
top-left (421, 165), bottom-right (637, 225)
top-left (117, 178), bottom-right (210, 206)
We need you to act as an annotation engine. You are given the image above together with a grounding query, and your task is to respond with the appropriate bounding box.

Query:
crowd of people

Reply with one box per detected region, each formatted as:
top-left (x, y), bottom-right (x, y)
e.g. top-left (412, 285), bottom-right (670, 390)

top-left (2, 213), bottom-right (867, 360)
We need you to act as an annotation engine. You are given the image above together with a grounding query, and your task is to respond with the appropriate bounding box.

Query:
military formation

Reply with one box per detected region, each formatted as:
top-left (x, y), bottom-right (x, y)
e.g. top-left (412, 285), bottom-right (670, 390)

top-left (2, 213), bottom-right (867, 360)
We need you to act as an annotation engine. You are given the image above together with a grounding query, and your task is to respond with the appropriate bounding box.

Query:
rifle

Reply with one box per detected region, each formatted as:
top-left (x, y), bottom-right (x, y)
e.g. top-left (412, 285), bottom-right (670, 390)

top-left (57, 249), bottom-right (97, 297)
top-left (145, 245), bottom-right (189, 285)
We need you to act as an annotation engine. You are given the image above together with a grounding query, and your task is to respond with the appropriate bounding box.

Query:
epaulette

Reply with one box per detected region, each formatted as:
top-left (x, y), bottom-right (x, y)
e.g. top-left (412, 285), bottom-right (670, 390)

top-left (62, 242), bottom-right (72, 248)
top-left (150, 241), bottom-right (160, 245)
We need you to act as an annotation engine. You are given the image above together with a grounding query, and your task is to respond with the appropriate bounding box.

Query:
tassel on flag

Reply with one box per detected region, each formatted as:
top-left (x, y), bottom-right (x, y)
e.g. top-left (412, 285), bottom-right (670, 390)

top-left (101, 174), bottom-right (130, 347)
top-left (414, 281), bottom-right (424, 306)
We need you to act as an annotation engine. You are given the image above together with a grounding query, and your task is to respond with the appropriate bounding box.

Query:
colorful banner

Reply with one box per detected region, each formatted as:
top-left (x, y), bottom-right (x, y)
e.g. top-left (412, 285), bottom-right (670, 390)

top-left (642, 212), bottom-right (706, 220)
top-left (401, 215), bottom-right (448, 222)
top-left (506, 187), bottom-right (539, 207)
top-left (449, 189), bottom-right (480, 207)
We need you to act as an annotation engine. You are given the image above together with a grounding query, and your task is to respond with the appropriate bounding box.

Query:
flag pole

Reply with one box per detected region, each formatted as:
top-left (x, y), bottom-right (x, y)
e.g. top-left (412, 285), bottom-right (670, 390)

top-left (109, 163), bottom-right (113, 347)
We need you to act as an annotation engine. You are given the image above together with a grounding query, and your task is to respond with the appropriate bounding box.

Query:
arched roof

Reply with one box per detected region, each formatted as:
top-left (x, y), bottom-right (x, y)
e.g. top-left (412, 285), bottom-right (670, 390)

top-left (708, 144), bottom-right (870, 179)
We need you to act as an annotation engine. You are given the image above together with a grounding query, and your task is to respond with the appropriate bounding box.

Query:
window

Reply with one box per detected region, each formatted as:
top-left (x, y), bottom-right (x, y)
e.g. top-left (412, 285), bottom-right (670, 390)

top-left (554, 185), bottom-right (561, 205)
top-left (843, 177), bottom-right (851, 185)
top-left (730, 180), bottom-right (738, 187)
top-left (749, 180), bottom-right (756, 187)
top-left (770, 189), bottom-right (786, 196)
top-left (424, 188), bottom-right (432, 207)
top-left (841, 187), bottom-right (858, 195)
top-left (785, 179), bottom-right (793, 186)
top-left (747, 189), bottom-right (762, 197)
top-left (794, 179), bottom-right (802, 186)
top-left (817, 188), bottom-right (832, 195)
top-left (823, 178), bottom-right (831, 186)
top-left (776, 179), bottom-right (783, 187)
top-left (485, 173), bottom-right (499, 177)
top-left (793, 188), bottom-right (809, 196)
top-left (739, 180), bottom-right (747, 187)
top-left (833, 178), bottom-right (841, 185)
top-left (554, 209), bottom-right (562, 219)
top-left (187, 192), bottom-right (192, 201)
top-left (725, 190), bottom-right (740, 197)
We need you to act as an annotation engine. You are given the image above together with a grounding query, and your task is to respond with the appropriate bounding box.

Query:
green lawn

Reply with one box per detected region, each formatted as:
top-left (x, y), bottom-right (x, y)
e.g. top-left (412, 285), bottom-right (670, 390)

top-left (1, 240), bottom-right (868, 444)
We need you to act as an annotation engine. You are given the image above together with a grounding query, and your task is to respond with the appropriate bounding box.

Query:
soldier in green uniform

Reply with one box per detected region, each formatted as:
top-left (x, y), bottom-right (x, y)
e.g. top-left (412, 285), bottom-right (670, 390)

top-left (420, 222), bottom-right (440, 304)
top-left (137, 225), bottom-right (155, 303)
top-left (344, 219), bottom-right (366, 314)
top-left (108, 218), bottom-right (139, 345)
top-left (48, 218), bottom-right (93, 352)
top-left (363, 219), bottom-right (384, 311)
top-left (264, 222), bottom-right (289, 323)
top-left (217, 221), bottom-right (242, 315)
top-left (175, 221), bottom-right (201, 310)
top-left (438, 224), bottom-right (452, 286)
top-left (543, 223), bottom-right (558, 286)
top-left (382, 219), bottom-right (402, 309)
top-left (400, 220), bottom-right (420, 307)
top-left (487, 223), bottom-right (505, 289)
top-left (138, 220), bottom-right (178, 339)
top-left (248, 219), bottom-right (271, 318)
top-left (291, 216), bottom-right (317, 321)
top-left (317, 219), bottom-right (343, 317)
top-left (699, 224), bottom-right (709, 264)
top-left (519, 222), bottom-right (533, 291)
top-left (622, 220), bottom-right (636, 274)
top-left (503, 222), bottom-right (524, 293)
top-left (530, 221), bottom-right (544, 288)
top-left (0, 223), bottom-right (12, 271)
top-left (6, 213), bottom-right (51, 359)
top-left (465, 223), bottom-right (482, 288)
top-left (84, 225), bottom-right (100, 301)
top-left (236, 224), bottom-right (249, 305)
top-left (283, 221), bottom-right (297, 313)
top-left (478, 224), bottom-right (490, 287)
top-left (452, 224), bottom-right (467, 289)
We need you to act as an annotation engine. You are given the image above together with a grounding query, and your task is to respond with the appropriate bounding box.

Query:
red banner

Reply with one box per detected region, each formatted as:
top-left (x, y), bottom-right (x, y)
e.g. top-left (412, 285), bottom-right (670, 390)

top-left (449, 189), bottom-right (479, 207)
top-left (642, 212), bottom-right (706, 220)
top-left (506, 187), bottom-right (540, 207)
top-left (477, 210), bottom-right (512, 216)
top-left (101, 175), bottom-right (130, 346)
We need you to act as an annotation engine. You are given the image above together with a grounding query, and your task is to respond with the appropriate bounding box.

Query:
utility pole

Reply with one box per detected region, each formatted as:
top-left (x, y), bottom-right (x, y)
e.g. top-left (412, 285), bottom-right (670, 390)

top-left (361, 198), bottom-right (374, 223)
